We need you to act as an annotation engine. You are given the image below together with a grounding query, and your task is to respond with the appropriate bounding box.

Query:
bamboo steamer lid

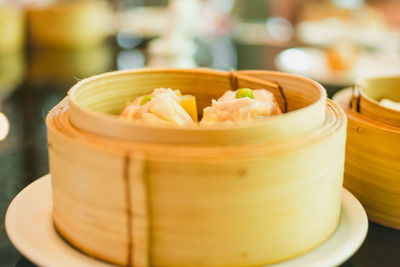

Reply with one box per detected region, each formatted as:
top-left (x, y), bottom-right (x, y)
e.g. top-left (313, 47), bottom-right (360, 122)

top-left (27, 0), bottom-right (111, 49)
top-left (333, 76), bottom-right (400, 230)
top-left (47, 69), bottom-right (347, 266)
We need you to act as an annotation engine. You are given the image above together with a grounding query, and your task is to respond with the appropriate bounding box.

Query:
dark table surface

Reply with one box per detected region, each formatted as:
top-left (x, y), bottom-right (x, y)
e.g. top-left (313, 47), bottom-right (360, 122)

top-left (0, 35), bottom-right (399, 267)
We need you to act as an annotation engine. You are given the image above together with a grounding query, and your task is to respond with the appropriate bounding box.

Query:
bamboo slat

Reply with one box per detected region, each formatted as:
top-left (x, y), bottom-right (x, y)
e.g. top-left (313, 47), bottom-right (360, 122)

top-left (27, 0), bottom-right (111, 49)
top-left (0, 53), bottom-right (24, 99)
top-left (333, 78), bottom-right (400, 230)
top-left (47, 68), bottom-right (347, 267)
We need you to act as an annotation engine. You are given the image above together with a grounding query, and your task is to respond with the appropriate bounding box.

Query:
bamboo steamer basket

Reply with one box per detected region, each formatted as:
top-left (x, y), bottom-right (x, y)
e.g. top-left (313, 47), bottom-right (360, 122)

top-left (333, 76), bottom-right (400, 229)
top-left (27, 0), bottom-right (111, 49)
top-left (0, 4), bottom-right (25, 53)
top-left (47, 68), bottom-right (347, 267)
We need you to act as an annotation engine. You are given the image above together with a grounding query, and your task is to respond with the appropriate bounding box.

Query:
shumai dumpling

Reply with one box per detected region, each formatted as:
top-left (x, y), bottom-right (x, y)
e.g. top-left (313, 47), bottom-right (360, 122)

top-left (120, 88), bottom-right (197, 127)
top-left (200, 88), bottom-right (282, 126)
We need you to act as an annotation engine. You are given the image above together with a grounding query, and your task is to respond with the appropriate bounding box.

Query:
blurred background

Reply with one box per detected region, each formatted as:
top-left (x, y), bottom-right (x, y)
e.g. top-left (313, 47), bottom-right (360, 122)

top-left (1, 0), bottom-right (400, 266)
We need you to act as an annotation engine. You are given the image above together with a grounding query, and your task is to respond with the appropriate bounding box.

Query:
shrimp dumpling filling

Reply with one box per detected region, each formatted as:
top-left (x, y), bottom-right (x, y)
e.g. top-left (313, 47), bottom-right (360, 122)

top-left (200, 88), bottom-right (282, 126)
top-left (120, 88), bottom-right (197, 127)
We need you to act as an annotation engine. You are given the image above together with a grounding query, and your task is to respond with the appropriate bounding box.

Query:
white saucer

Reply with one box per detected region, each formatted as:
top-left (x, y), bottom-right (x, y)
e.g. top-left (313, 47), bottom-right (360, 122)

top-left (275, 47), bottom-right (400, 86)
top-left (296, 19), bottom-right (397, 50)
top-left (6, 175), bottom-right (368, 267)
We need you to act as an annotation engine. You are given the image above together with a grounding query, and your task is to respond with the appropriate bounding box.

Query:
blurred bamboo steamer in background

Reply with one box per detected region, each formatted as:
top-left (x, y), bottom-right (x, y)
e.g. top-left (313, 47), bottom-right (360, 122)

top-left (333, 77), bottom-right (400, 230)
top-left (27, 0), bottom-right (111, 49)
top-left (0, 4), bottom-right (25, 53)
top-left (47, 69), bottom-right (347, 266)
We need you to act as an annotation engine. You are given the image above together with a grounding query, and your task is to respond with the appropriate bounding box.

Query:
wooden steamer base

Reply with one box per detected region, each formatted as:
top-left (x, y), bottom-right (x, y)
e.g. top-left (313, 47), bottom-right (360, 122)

top-left (47, 69), bottom-right (347, 267)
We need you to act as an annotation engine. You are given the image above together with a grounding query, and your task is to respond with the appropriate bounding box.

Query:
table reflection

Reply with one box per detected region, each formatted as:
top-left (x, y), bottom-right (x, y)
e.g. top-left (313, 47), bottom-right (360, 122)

top-left (28, 44), bottom-right (113, 87)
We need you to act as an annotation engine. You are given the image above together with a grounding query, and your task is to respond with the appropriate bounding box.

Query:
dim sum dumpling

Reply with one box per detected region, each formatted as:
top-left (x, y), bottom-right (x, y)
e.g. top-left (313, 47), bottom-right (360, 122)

top-left (200, 88), bottom-right (282, 126)
top-left (120, 88), bottom-right (197, 127)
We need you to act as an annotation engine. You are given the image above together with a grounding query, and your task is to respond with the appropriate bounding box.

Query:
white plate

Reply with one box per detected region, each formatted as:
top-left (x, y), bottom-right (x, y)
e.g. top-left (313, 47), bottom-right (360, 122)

top-left (296, 18), bottom-right (398, 49)
top-left (6, 175), bottom-right (368, 267)
top-left (275, 47), bottom-right (400, 86)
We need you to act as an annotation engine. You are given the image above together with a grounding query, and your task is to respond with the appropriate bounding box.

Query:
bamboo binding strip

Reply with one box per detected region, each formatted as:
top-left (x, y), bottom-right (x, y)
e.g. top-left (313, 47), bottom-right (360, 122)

top-left (47, 69), bottom-right (347, 267)
top-left (333, 76), bottom-right (400, 230)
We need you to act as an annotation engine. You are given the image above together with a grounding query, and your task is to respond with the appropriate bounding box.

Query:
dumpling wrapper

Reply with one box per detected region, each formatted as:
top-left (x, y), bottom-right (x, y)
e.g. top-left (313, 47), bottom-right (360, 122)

top-left (120, 88), bottom-right (196, 127)
top-left (200, 89), bottom-right (282, 126)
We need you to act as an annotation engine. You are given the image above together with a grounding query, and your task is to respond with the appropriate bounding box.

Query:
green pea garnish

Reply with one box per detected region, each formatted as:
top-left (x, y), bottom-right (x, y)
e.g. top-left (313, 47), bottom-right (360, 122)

top-left (235, 88), bottom-right (254, 99)
top-left (140, 95), bottom-right (153, 105)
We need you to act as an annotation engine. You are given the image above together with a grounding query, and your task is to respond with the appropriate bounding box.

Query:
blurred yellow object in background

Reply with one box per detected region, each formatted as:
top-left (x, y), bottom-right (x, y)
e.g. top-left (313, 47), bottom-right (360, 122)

top-left (298, 0), bottom-right (384, 23)
top-left (0, 53), bottom-right (25, 100)
top-left (0, 5), bottom-right (25, 53)
top-left (27, 0), bottom-right (111, 49)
